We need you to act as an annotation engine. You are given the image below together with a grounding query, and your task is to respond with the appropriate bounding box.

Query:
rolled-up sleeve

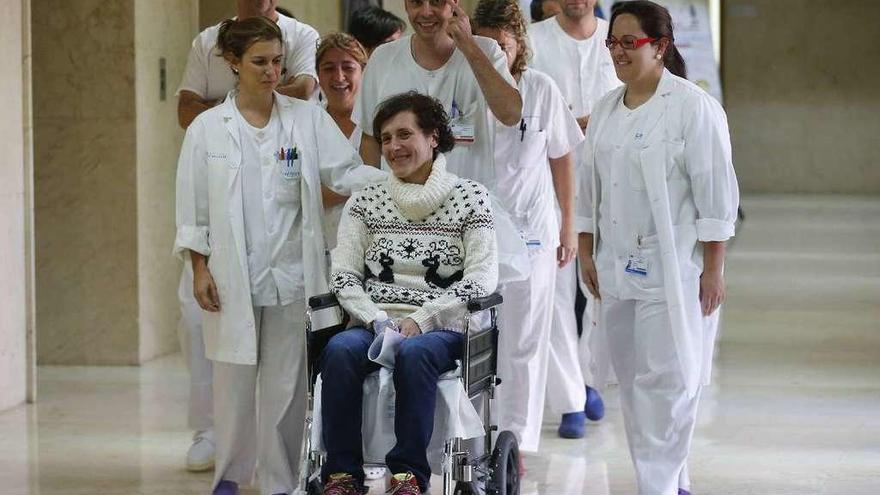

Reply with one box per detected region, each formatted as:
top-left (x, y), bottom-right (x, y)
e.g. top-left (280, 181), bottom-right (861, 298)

top-left (173, 120), bottom-right (211, 259)
top-left (684, 94), bottom-right (740, 242)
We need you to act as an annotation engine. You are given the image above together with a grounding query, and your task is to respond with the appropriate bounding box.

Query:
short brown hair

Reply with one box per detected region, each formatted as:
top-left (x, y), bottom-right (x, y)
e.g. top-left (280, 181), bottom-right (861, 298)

top-left (473, 0), bottom-right (530, 77)
top-left (316, 32), bottom-right (368, 69)
top-left (216, 16), bottom-right (282, 61)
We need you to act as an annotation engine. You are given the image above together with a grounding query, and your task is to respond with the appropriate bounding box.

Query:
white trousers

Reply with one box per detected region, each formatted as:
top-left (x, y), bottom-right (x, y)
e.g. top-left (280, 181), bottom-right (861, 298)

top-left (602, 293), bottom-right (701, 495)
top-left (545, 261), bottom-right (586, 414)
top-left (212, 300), bottom-right (308, 495)
top-left (178, 265), bottom-right (214, 431)
top-left (496, 248), bottom-right (557, 452)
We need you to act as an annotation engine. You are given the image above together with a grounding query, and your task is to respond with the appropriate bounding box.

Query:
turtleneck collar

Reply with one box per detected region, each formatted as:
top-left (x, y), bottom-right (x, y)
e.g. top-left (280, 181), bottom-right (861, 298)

top-left (388, 154), bottom-right (458, 222)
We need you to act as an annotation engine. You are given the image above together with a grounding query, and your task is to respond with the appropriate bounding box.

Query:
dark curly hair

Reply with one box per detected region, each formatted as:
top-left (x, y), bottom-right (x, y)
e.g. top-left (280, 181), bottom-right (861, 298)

top-left (372, 91), bottom-right (455, 160)
top-left (473, 0), bottom-right (530, 77)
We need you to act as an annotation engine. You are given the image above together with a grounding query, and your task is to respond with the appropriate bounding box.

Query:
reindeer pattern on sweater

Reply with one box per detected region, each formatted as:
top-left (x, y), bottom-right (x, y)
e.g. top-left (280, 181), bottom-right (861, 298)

top-left (330, 156), bottom-right (499, 332)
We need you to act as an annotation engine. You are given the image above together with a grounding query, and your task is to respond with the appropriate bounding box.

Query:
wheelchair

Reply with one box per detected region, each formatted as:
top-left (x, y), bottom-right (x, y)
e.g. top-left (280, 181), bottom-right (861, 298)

top-left (299, 292), bottom-right (521, 495)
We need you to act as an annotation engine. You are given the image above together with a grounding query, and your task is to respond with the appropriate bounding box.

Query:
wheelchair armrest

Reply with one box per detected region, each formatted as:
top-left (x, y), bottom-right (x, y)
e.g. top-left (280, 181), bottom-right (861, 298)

top-left (308, 292), bottom-right (339, 310)
top-left (467, 292), bottom-right (503, 313)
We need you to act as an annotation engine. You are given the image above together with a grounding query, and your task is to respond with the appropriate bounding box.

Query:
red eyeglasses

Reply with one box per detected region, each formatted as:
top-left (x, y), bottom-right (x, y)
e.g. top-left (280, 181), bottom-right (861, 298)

top-left (605, 35), bottom-right (658, 50)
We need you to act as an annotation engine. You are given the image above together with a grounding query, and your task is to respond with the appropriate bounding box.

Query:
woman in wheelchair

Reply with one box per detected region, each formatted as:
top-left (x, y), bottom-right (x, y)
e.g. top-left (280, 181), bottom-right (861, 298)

top-left (320, 91), bottom-right (499, 495)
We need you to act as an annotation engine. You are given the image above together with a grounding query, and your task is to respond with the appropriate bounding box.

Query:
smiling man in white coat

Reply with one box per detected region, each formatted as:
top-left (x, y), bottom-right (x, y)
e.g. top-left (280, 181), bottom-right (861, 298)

top-left (354, 0), bottom-right (522, 189)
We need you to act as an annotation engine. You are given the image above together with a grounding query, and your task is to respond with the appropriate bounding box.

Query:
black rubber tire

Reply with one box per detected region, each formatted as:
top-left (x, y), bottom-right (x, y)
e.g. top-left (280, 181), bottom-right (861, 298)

top-left (306, 477), bottom-right (323, 495)
top-left (454, 480), bottom-right (481, 495)
top-left (487, 431), bottom-right (520, 495)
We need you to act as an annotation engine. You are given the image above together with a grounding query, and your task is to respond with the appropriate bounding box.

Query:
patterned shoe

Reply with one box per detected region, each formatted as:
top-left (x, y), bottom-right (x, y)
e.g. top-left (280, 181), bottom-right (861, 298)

top-left (584, 386), bottom-right (605, 421)
top-left (387, 472), bottom-right (421, 495)
top-left (323, 473), bottom-right (365, 495)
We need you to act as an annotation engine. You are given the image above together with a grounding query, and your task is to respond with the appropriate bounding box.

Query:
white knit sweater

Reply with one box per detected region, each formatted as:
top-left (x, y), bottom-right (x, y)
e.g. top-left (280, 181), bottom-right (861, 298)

top-left (330, 155), bottom-right (498, 332)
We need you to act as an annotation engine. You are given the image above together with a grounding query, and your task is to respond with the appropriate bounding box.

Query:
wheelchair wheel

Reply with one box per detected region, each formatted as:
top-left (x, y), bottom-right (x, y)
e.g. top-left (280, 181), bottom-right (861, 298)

top-left (305, 477), bottom-right (323, 495)
top-left (487, 431), bottom-right (520, 495)
top-left (454, 481), bottom-right (481, 494)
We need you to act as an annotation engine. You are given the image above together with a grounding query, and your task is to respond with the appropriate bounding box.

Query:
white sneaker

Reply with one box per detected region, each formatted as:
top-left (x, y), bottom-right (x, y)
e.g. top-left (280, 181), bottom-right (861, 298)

top-left (363, 465), bottom-right (386, 480)
top-left (186, 429), bottom-right (215, 472)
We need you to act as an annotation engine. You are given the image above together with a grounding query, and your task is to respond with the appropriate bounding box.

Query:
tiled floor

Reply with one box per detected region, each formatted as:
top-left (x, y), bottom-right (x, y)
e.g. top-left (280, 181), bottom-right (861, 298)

top-left (1, 196), bottom-right (878, 494)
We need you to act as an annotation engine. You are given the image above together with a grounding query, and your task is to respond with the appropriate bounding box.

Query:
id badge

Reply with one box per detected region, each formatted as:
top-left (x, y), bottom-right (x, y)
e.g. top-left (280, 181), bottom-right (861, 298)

top-left (625, 253), bottom-right (648, 276)
top-left (517, 229), bottom-right (541, 250)
top-left (449, 100), bottom-right (475, 145)
top-left (451, 122), bottom-right (475, 144)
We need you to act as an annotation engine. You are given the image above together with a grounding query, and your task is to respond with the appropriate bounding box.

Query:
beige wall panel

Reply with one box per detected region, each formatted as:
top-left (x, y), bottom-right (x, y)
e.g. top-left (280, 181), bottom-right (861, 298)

top-left (200, 0), bottom-right (342, 34)
top-left (199, 0), bottom-right (234, 29)
top-left (279, 0), bottom-right (342, 34)
top-left (135, 0), bottom-right (198, 362)
top-left (33, 0), bottom-right (140, 365)
top-left (0, 0), bottom-right (27, 412)
top-left (722, 0), bottom-right (880, 194)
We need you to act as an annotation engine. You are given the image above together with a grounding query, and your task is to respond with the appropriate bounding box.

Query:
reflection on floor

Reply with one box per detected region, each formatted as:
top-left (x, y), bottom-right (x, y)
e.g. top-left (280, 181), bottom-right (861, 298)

top-left (1, 196), bottom-right (879, 495)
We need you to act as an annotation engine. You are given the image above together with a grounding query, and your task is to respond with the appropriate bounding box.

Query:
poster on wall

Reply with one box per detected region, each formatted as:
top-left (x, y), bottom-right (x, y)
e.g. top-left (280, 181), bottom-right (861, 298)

top-left (599, 0), bottom-right (723, 102)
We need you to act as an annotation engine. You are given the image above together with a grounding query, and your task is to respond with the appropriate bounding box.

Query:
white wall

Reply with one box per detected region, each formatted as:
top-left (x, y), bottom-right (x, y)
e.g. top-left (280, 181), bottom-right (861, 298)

top-left (0, 0), bottom-right (28, 411)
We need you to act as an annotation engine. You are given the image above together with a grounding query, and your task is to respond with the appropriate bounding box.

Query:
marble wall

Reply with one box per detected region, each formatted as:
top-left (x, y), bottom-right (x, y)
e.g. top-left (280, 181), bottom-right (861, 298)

top-left (33, 0), bottom-right (139, 365)
top-left (134, 0), bottom-right (198, 362)
top-left (723, 0), bottom-right (880, 193)
top-left (0, 0), bottom-right (28, 411)
top-left (33, 0), bottom-right (198, 365)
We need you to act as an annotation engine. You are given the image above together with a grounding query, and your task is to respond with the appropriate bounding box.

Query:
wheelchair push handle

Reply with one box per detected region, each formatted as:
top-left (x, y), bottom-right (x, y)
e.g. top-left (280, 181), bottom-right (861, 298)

top-left (467, 292), bottom-right (503, 312)
top-left (309, 292), bottom-right (503, 313)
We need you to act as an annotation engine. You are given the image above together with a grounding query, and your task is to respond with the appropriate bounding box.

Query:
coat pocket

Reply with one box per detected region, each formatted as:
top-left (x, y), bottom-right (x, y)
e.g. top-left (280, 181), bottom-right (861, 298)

top-left (516, 128), bottom-right (549, 169)
top-left (664, 139), bottom-right (686, 180)
top-left (274, 157), bottom-right (303, 204)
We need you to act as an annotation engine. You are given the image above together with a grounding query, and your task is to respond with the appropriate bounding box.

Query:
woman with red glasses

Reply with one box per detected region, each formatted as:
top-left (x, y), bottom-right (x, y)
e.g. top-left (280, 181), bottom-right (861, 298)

top-left (576, 2), bottom-right (739, 494)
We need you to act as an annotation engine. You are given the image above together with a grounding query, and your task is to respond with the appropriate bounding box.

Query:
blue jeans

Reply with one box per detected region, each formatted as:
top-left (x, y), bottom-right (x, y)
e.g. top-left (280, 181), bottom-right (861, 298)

top-left (319, 326), bottom-right (464, 490)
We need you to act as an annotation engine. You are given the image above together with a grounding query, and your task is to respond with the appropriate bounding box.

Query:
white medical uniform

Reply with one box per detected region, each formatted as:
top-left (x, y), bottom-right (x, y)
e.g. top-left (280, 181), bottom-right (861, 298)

top-left (177, 12), bottom-right (319, 102)
top-left (528, 15), bottom-right (622, 409)
top-left (321, 117), bottom-right (362, 252)
top-left (174, 92), bottom-right (385, 494)
top-left (174, 12), bottom-right (320, 436)
top-left (352, 34), bottom-right (517, 190)
top-left (576, 70), bottom-right (739, 495)
top-left (494, 69), bottom-right (584, 452)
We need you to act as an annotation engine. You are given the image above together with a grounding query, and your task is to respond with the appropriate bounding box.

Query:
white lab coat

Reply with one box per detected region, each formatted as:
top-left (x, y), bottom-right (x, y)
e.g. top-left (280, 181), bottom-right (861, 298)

top-left (576, 69), bottom-right (739, 398)
top-left (174, 92), bottom-right (386, 365)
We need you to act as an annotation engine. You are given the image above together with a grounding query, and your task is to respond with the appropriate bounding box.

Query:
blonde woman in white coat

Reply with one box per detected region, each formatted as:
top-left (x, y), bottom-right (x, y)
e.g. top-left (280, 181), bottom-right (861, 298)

top-left (173, 18), bottom-right (385, 495)
top-left (576, 2), bottom-right (739, 495)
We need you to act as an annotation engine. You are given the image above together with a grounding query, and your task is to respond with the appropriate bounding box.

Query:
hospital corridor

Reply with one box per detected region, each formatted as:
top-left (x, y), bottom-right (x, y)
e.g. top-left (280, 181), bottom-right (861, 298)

top-left (2, 196), bottom-right (876, 494)
top-left (0, 1), bottom-right (878, 495)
